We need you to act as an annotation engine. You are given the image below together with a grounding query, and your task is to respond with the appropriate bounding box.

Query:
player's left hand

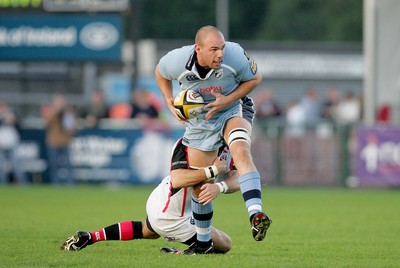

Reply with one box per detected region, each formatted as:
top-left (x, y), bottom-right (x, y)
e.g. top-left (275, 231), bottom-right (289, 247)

top-left (198, 182), bottom-right (220, 205)
top-left (204, 90), bottom-right (233, 120)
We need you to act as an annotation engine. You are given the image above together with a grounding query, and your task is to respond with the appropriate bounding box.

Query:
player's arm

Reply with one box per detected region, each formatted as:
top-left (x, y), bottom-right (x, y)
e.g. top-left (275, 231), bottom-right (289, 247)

top-left (155, 65), bottom-right (187, 123)
top-left (205, 72), bottom-right (262, 120)
top-left (170, 157), bottom-right (226, 189)
top-left (198, 170), bottom-right (240, 205)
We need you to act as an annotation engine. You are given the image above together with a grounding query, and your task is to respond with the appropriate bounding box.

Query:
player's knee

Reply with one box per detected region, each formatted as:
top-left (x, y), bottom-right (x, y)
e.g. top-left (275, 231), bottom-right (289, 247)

top-left (212, 228), bottom-right (232, 253)
top-left (215, 235), bottom-right (232, 253)
top-left (227, 128), bottom-right (251, 148)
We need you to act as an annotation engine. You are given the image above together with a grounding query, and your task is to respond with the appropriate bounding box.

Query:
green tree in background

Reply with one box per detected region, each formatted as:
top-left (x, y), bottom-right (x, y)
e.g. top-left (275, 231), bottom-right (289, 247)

top-left (256, 0), bottom-right (362, 42)
top-left (141, 0), bottom-right (215, 39)
top-left (140, 0), bottom-right (362, 42)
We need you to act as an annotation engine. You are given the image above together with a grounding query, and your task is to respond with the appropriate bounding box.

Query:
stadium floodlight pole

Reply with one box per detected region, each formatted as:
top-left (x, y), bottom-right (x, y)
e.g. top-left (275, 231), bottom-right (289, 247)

top-left (130, 0), bottom-right (142, 89)
top-left (216, 0), bottom-right (229, 40)
top-left (363, 0), bottom-right (377, 126)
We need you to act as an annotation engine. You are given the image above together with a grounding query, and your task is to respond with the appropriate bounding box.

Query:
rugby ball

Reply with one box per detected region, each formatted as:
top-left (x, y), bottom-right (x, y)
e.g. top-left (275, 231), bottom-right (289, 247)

top-left (173, 89), bottom-right (204, 120)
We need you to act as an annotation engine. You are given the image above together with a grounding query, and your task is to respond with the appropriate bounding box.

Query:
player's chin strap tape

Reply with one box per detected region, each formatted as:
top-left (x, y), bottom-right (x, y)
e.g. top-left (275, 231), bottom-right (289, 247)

top-left (228, 128), bottom-right (251, 147)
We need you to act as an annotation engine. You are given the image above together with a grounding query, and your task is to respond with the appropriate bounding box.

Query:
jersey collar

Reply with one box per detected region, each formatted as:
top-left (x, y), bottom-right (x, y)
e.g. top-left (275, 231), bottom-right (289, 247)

top-left (185, 51), bottom-right (214, 79)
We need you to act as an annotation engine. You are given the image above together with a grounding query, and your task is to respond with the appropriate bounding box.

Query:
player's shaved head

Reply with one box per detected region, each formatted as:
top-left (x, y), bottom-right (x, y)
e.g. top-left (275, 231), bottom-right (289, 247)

top-left (195, 26), bottom-right (224, 45)
top-left (194, 25), bottom-right (225, 69)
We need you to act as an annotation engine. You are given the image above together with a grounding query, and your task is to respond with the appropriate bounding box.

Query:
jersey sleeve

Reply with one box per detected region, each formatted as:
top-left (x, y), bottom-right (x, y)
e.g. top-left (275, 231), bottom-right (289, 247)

top-left (157, 50), bottom-right (177, 80)
top-left (170, 139), bottom-right (189, 171)
top-left (227, 43), bottom-right (259, 83)
top-left (157, 45), bottom-right (193, 81)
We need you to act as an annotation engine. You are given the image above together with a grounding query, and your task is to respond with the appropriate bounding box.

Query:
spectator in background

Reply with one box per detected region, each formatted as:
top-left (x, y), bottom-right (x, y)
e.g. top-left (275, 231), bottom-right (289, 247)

top-left (80, 90), bottom-right (109, 128)
top-left (130, 89), bottom-right (160, 119)
top-left (45, 93), bottom-right (77, 185)
top-left (108, 102), bottom-right (132, 119)
top-left (285, 99), bottom-right (306, 137)
top-left (320, 85), bottom-right (340, 121)
top-left (377, 103), bottom-right (391, 125)
top-left (254, 87), bottom-right (281, 120)
top-left (300, 87), bottom-right (320, 126)
top-left (335, 91), bottom-right (361, 124)
top-left (0, 101), bottom-right (27, 184)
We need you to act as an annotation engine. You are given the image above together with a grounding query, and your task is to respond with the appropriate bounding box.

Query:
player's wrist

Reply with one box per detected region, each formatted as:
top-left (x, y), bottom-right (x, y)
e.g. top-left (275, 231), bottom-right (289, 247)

top-left (204, 165), bottom-right (219, 180)
top-left (216, 181), bottom-right (228, 193)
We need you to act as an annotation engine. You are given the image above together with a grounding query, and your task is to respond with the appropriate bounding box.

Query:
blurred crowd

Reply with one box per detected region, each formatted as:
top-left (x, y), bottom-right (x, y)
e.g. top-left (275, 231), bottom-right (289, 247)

top-left (253, 85), bottom-right (367, 125)
top-left (0, 85), bottom-right (391, 185)
top-left (39, 88), bottom-right (163, 130)
top-left (0, 88), bottom-right (163, 185)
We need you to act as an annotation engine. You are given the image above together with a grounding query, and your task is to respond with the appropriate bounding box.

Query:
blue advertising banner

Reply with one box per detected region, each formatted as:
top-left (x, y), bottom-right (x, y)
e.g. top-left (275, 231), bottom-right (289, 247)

top-left (19, 128), bottom-right (185, 184)
top-left (0, 14), bottom-right (121, 61)
top-left (356, 126), bottom-right (400, 187)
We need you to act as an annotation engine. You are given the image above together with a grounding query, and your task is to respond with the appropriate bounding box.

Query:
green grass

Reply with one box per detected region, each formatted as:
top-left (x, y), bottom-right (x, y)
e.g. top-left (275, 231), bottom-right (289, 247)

top-left (0, 185), bottom-right (399, 267)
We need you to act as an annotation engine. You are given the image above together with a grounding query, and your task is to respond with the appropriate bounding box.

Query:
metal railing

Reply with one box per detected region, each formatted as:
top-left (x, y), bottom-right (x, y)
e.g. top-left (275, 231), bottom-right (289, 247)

top-left (252, 119), bottom-right (355, 187)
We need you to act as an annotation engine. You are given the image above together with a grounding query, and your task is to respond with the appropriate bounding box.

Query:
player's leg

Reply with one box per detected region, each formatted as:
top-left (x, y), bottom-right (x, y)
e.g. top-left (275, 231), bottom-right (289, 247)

top-left (61, 219), bottom-right (159, 251)
top-left (210, 226), bottom-right (232, 253)
top-left (161, 224), bottom-right (232, 254)
top-left (223, 117), bottom-right (271, 241)
top-left (187, 147), bottom-right (218, 252)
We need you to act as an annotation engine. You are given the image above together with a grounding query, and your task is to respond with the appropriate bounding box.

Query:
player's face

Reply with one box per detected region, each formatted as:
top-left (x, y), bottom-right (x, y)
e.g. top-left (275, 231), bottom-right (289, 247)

top-left (196, 33), bottom-right (225, 69)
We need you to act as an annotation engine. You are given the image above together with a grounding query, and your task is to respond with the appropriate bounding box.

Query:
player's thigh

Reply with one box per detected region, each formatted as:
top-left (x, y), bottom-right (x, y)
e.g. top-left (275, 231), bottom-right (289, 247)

top-left (186, 146), bottom-right (218, 167)
top-left (223, 116), bottom-right (252, 143)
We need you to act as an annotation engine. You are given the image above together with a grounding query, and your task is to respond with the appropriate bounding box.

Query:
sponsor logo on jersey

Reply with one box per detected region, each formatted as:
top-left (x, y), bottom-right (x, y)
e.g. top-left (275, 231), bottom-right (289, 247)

top-left (186, 74), bottom-right (200, 81)
top-left (183, 137), bottom-right (190, 145)
top-left (199, 86), bottom-right (222, 94)
top-left (171, 160), bottom-right (187, 167)
top-left (165, 237), bottom-right (178, 242)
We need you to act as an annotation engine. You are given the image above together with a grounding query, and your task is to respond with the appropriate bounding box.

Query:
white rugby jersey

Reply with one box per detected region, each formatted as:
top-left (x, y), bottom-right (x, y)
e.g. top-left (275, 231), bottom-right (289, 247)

top-left (154, 139), bottom-right (234, 218)
top-left (157, 42), bottom-right (259, 118)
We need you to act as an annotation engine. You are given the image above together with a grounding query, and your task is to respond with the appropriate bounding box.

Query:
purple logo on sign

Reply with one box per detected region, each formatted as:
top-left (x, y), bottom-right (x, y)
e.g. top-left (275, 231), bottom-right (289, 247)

top-left (356, 126), bottom-right (400, 187)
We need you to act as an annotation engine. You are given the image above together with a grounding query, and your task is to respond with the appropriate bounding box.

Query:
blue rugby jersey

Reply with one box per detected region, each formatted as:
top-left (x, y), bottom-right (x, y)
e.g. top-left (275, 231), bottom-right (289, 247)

top-left (157, 41), bottom-right (259, 119)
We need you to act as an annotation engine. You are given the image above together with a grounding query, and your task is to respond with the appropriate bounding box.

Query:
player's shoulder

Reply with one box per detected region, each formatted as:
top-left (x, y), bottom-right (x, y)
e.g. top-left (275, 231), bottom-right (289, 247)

top-left (223, 42), bottom-right (249, 66)
top-left (224, 42), bottom-right (245, 55)
top-left (163, 45), bottom-right (194, 61)
top-left (158, 45), bottom-right (194, 77)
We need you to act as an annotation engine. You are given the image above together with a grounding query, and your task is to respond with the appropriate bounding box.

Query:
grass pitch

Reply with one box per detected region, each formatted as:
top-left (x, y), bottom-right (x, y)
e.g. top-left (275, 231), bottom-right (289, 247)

top-left (0, 185), bottom-right (399, 267)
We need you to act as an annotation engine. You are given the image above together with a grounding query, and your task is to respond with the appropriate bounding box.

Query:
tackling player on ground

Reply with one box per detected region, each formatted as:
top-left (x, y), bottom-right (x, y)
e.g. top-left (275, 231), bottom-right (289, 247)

top-left (61, 139), bottom-right (239, 254)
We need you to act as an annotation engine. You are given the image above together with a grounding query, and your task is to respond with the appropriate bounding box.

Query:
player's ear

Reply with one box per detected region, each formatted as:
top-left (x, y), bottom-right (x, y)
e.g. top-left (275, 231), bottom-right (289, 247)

top-left (195, 44), bottom-right (201, 53)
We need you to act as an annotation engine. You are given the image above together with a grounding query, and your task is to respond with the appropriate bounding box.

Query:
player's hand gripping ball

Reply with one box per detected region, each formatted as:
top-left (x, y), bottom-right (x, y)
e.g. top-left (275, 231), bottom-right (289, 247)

top-left (173, 89), bottom-right (204, 120)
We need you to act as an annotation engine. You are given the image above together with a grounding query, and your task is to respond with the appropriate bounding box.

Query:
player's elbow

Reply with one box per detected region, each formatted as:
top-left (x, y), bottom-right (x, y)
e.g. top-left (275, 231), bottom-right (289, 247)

top-left (255, 72), bottom-right (263, 85)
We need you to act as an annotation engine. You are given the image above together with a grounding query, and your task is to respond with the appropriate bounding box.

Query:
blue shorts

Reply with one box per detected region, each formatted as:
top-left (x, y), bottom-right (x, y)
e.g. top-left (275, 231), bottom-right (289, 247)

top-left (182, 96), bottom-right (255, 151)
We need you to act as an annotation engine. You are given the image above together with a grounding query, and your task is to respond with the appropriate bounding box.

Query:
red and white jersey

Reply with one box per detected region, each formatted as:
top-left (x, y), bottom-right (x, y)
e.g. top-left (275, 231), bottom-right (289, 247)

top-left (146, 175), bottom-right (194, 242)
top-left (147, 175), bottom-right (192, 219)
top-left (145, 138), bottom-right (233, 242)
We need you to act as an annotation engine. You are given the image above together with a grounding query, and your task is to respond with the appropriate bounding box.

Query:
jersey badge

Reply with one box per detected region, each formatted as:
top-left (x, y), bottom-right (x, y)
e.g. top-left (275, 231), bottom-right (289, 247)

top-left (244, 50), bottom-right (258, 75)
top-left (215, 69), bottom-right (223, 79)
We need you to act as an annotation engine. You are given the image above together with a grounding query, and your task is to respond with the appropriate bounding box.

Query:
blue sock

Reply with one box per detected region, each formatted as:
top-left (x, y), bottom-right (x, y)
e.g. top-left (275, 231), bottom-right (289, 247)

top-left (239, 171), bottom-right (263, 217)
top-left (191, 194), bottom-right (213, 247)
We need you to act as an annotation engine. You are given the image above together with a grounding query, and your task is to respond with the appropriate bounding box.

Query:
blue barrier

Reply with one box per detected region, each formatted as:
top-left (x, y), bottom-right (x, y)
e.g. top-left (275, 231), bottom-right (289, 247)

top-left (19, 128), bottom-right (185, 184)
